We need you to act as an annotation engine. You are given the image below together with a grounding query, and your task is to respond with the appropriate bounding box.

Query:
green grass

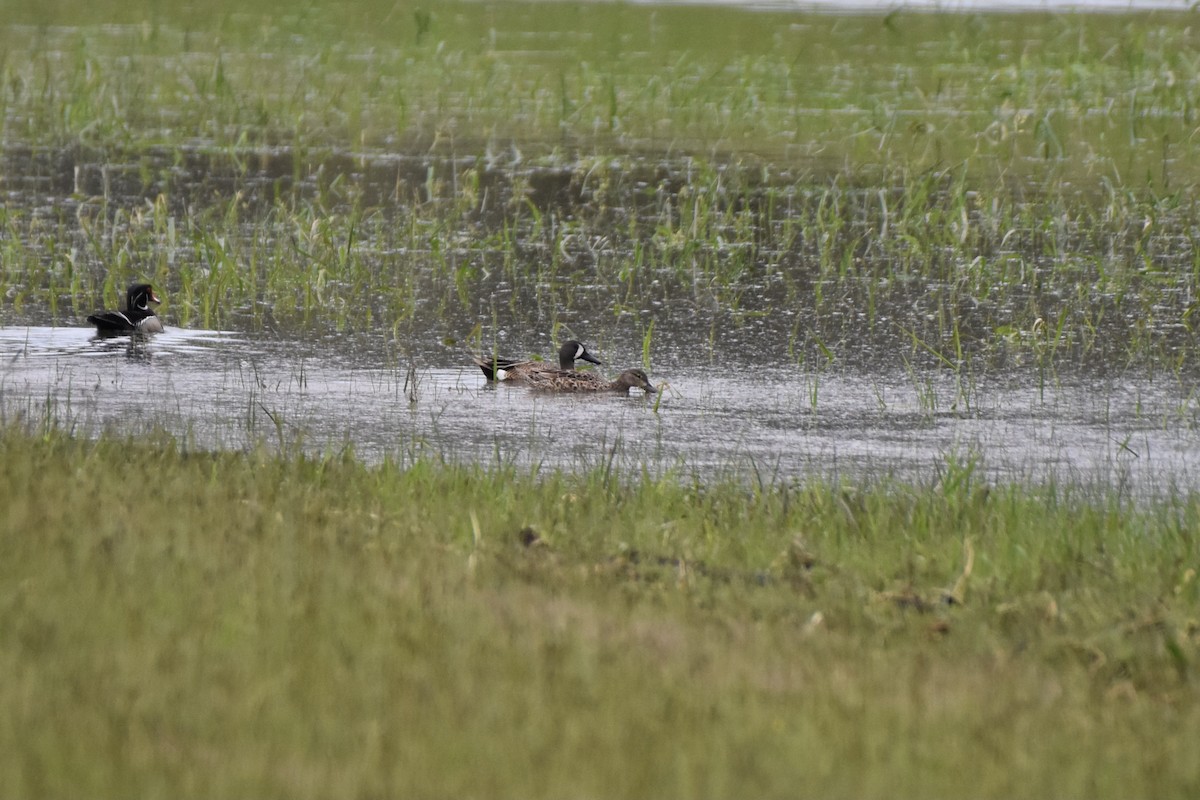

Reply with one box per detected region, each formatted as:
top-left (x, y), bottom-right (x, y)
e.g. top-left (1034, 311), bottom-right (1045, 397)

top-left (3, 1), bottom-right (1197, 178)
top-left (2, 2), bottom-right (1200, 375)
top-left (2, 422), bottom-right (1198, 797)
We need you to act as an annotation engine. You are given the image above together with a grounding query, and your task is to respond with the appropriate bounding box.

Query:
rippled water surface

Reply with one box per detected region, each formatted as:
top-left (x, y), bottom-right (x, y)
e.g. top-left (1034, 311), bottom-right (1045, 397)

top-left (4, 324), bottom-right (1198, 495)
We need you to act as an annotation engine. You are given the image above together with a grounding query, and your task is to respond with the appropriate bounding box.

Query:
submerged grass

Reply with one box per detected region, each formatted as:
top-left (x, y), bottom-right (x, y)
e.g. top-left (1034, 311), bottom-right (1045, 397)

top-left (1, 2), bottom-right (1200, 374)
top-left (1, 422), bottom-right (1198, 797)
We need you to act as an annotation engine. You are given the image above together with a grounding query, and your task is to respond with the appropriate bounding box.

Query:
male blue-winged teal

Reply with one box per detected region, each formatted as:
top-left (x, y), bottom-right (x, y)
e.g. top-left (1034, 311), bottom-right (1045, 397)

top-left (524, 367), bottom-right (656, 395)
top-left (87, 283), bottom-right (164, 335)
top-left (472, 340), bottom-right (602, 382)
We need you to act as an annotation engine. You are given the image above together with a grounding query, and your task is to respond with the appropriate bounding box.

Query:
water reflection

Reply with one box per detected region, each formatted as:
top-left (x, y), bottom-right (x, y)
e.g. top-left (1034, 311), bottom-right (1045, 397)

top-left (3, 324), bottom-right (1197, 496)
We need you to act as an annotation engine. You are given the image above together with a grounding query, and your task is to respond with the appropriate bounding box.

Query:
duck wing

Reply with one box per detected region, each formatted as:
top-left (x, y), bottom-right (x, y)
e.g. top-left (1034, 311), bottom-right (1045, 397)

top-left (87, 310), bottom-right (135, 333)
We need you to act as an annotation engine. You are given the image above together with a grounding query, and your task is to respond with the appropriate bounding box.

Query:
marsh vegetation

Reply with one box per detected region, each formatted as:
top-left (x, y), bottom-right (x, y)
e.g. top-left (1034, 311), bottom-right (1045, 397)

top-left (2, 1), bottom-right (1200, 797)
top-left (2, 1), bottom-right (1200, 376)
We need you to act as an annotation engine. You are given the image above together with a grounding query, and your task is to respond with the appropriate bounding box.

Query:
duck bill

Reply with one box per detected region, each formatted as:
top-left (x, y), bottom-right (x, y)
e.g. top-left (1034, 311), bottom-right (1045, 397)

top-left (581, 351), bottom-right (602, 366)
top-left (150, 291), bottom-right (161, 304)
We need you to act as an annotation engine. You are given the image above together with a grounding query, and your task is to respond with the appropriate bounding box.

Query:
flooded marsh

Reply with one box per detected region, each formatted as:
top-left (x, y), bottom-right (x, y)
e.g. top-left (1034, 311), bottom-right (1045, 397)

top-left (3, 2), bottom-right (1200, 483)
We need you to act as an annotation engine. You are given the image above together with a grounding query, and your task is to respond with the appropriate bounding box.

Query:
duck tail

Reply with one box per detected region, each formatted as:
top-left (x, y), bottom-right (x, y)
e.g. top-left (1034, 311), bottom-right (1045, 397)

top-left (470, 354), bottom-right (502, 382)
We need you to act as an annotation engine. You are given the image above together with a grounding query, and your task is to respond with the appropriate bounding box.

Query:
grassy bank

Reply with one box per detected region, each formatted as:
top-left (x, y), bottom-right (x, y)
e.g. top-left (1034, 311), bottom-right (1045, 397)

top-left (1, 423), bottom-right (1197, 797)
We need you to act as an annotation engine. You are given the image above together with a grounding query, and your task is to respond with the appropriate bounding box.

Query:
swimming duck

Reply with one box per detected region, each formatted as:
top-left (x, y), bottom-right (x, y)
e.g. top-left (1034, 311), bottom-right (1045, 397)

top-left (472, 339), bottom-right (602, 382)
top-left (524, 367), bottom-right (656, 395)
top-left (87, 283), bottom-right (164, 335)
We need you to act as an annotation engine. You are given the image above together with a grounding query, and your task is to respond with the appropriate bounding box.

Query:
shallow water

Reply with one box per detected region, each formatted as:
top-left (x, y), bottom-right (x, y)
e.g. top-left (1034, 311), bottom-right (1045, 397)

top-left (3, 324), bottom-right (1198, 495)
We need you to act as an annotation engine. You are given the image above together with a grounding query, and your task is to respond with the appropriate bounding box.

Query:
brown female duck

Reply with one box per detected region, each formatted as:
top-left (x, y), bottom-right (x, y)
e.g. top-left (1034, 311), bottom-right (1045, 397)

top-left (524, 367), bottom-right (656, 395)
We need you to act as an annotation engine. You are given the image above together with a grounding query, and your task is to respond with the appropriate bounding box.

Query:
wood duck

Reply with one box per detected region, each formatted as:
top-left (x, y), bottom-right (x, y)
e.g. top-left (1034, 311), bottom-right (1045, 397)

top-left (87, 283), bottom-right (164, 335)
top-left (472, 340), bottom-right (602, 383)
top-left (524, 367), bottom-right (656, 395)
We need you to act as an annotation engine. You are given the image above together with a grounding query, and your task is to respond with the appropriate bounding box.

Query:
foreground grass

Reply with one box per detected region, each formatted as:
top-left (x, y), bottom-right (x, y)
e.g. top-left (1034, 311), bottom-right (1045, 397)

top-left (1, 423), bottom-right (1197, 797)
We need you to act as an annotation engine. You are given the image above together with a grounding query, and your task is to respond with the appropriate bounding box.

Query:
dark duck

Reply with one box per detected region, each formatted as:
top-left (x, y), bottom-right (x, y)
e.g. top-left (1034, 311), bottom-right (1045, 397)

top-left (87, 283), bottom-right (165, 336)
top-left (471, 340), bottom-right (602, 383)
